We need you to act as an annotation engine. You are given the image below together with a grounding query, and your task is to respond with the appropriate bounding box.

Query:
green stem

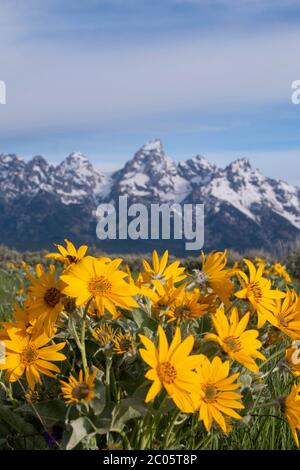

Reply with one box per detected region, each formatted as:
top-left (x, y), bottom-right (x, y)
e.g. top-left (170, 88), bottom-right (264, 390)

top-left (18, 380), bottom-right (61, 449)
top-left (79, 297), bottom-right (93, 374)
top-left (110, 429), bottom-right (132, 450)
top-left (162, 410), bottom-right (181, 449)
top-left (105, 354), bottom-right (113, 404)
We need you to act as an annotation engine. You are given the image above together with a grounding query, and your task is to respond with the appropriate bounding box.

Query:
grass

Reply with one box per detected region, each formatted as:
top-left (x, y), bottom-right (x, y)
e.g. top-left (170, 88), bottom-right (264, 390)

top-left (0, 268), bottom-right (24, 321)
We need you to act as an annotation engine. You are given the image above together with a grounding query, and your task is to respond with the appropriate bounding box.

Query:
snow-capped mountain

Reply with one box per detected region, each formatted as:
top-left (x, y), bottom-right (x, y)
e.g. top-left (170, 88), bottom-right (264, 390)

top-left (0, 140), bottom-right (299, 253)
top-left (108, 140), bottom-right (190, 203)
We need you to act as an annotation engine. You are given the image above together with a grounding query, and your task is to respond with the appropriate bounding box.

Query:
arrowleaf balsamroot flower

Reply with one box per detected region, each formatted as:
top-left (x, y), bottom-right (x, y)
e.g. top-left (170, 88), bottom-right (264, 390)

top-left (92, 323), bottom-right (114, 347)
top-left (265, 290), bottom-right (300, 340)
top-left (141, 250), bottom-right (186, 284)
top-left (0, 329), bottom-right (66, 390)
top-left (195, 251), bottom-right (233, 305)
top-left (280, 384), bottom-right (300, 447)
top-left (113, 331), bottom-right (134, 355)
top-left (273, 262), bottom-right (292, 284)
top-left (46, 239), bottom-right (88, 266)
top-left (25, 264), bottom-right (63, 337)
top-left (60, 256), bottom-right (139, 318)
top-left (0, 302), bottom-right (35, 341)
top-left (139, 326), bottom-right (202, 412)
top-left (192, 356), bottom-right (244, 432)
top-left (165, 287), bottom-right (210, 324)
top-left (235, 259), bottom-right (285, 328)
top-left (205, 307), bottom-right (265, 372)
top-left (60, 368), bottom-right (97, 404)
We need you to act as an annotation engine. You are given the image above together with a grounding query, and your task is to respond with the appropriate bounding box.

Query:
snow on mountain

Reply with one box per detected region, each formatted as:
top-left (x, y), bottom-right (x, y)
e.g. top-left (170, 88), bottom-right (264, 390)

top-left (0, 151), bottom-right (110, 205)
top-left (54, 152), bottom-right (108, 204)
top-left (198, 158), bottom-right (300, 229)
top-left (178, 155), bottom-right (216, 184)
top-left (0, 153), bottom-right (26, 199)
top-left (109, 139), bottom-right (190, 202)
top-left (1, 141), bottom-right (300, 251)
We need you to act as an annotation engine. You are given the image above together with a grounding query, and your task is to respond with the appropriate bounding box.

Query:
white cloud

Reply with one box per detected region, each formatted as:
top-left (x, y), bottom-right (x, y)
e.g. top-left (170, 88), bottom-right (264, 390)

top-left (0, 1), bottom-right (299, 139)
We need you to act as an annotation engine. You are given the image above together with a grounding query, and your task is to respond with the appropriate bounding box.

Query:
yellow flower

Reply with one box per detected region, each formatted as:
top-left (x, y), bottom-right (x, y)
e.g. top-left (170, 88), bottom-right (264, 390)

top-left (0, 303), bottom-right (35, 341)
top-left (60, 368), bottom-right (97, 404)
top-left (6, 262), bottom-right (17, 271)
top-left (139, 326), bottom-right (202, 413)
top-left (0, 329), bottom-right (66, 390)
top-left (266, 290), bottom-right (300, 340)
top-left (61, 256), bottom-right (139, 318)
top-left (113, 332), bottom-right (134, 355)
top-left (141, 250), bottom-right (186, 285)
top-left (235, 259), bottom-right (285, 328)
top-left (205, 307), bottom-right (265, 372)
top-left (285, 345), bottom-right (300, 377)
top-left (254, 257), bottom-right (265, 267)
top-left (25, 264), bottom-right (63, 337)
top-left (93, 323), bottom-right (114, 347)
top-left (195, 251), bottom-right (233, 305)
top-left (124, 264), bottom-right (158, 302)
top-left (46, 239), bottom-right (88, 266)
top-left (273, 263), bottom-right (292, 284)
top-left (281, 384), bottom-right (300, 447)
top-left (192, 356), bottom-right (244, 432)
top-left (165, 287), bottom-right (210, 324)
top-left (151, 279), bottom-right (184, 317)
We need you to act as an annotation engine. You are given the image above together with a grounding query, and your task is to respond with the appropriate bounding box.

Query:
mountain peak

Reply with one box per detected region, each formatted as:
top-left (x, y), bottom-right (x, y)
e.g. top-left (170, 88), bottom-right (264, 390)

top-left (0, 153), bottom-right (24, 165)
top-left (178, 154), bottom-right (216, 183)
top-left (57, 152), bottom-right (93, 175)
top-left (226, 158), bottom-right (252, 173)
top-left (65, 151), bottom-right (90, 165)
top-left (28, 155), bottom-right (49, 168)
top-left (140, 139), bottom-right (163, 153)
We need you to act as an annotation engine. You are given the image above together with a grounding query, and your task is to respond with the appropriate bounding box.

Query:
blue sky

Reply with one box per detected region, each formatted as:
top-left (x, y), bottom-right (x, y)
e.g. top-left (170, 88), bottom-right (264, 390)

top-left (1, 0), bottom-right (300, 184)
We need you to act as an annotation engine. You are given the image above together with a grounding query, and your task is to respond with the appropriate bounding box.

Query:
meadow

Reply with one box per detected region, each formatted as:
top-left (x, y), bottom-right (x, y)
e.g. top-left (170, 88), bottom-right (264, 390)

top-left (0, 241), bottom-right (300, 450)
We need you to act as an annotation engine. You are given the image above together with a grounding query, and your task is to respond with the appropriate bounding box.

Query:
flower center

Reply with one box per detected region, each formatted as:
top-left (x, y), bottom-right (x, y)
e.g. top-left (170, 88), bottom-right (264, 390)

top-left (247, 281), bottom-right (262, 300)
top-left (88, 276), bottom-right (112, 296)
top-left (224, 336), bottom-right (241, 352)
top-left (44, 287), bottom-right (61, 308)
top-left (66, 255), bottom-right (78, 264)
top-left (174, 306), bottom-right (191, 321)
top-left (71, 383), bottom-right (91, 401)
top-left (93, 326), bottom-right (112, 346)
top-left (21, 344), bottom-right (39, 365)
top-left (157, 361), bottom-right (177, 384)
top-left (203, 384), bottom-right (218, 402)
top-left (118, 338), bottom-right (133, 352)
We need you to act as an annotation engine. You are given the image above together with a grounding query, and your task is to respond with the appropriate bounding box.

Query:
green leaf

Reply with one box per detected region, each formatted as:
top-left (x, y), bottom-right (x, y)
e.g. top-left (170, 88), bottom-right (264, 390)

top-left (112, 396), bottom-right (148, 431)
top-left (0, 404), bottom-right (46, 449)
top-left (65, 416), bottom-right (96, 450)
top-left (0, 404), bottom-right (36, 435)
top-left (17, 400), bottom-right (67, 426)
top-left (131, 308), bottom-right (157, 332)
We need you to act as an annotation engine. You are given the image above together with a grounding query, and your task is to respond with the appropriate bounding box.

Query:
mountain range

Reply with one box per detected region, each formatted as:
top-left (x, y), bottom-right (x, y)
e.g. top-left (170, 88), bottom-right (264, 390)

top-left (0, 139), bottom-right (299, 254)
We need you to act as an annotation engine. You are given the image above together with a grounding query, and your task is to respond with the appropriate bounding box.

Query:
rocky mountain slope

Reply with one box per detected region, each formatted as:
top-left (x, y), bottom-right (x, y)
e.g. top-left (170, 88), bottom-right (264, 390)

top-left (0, 139), bottom-right (299, 254)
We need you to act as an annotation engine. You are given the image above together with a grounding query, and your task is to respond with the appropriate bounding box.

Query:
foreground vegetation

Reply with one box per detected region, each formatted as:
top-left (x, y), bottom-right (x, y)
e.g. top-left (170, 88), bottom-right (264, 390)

top-left (0, 241), bottom-right (300, 450)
